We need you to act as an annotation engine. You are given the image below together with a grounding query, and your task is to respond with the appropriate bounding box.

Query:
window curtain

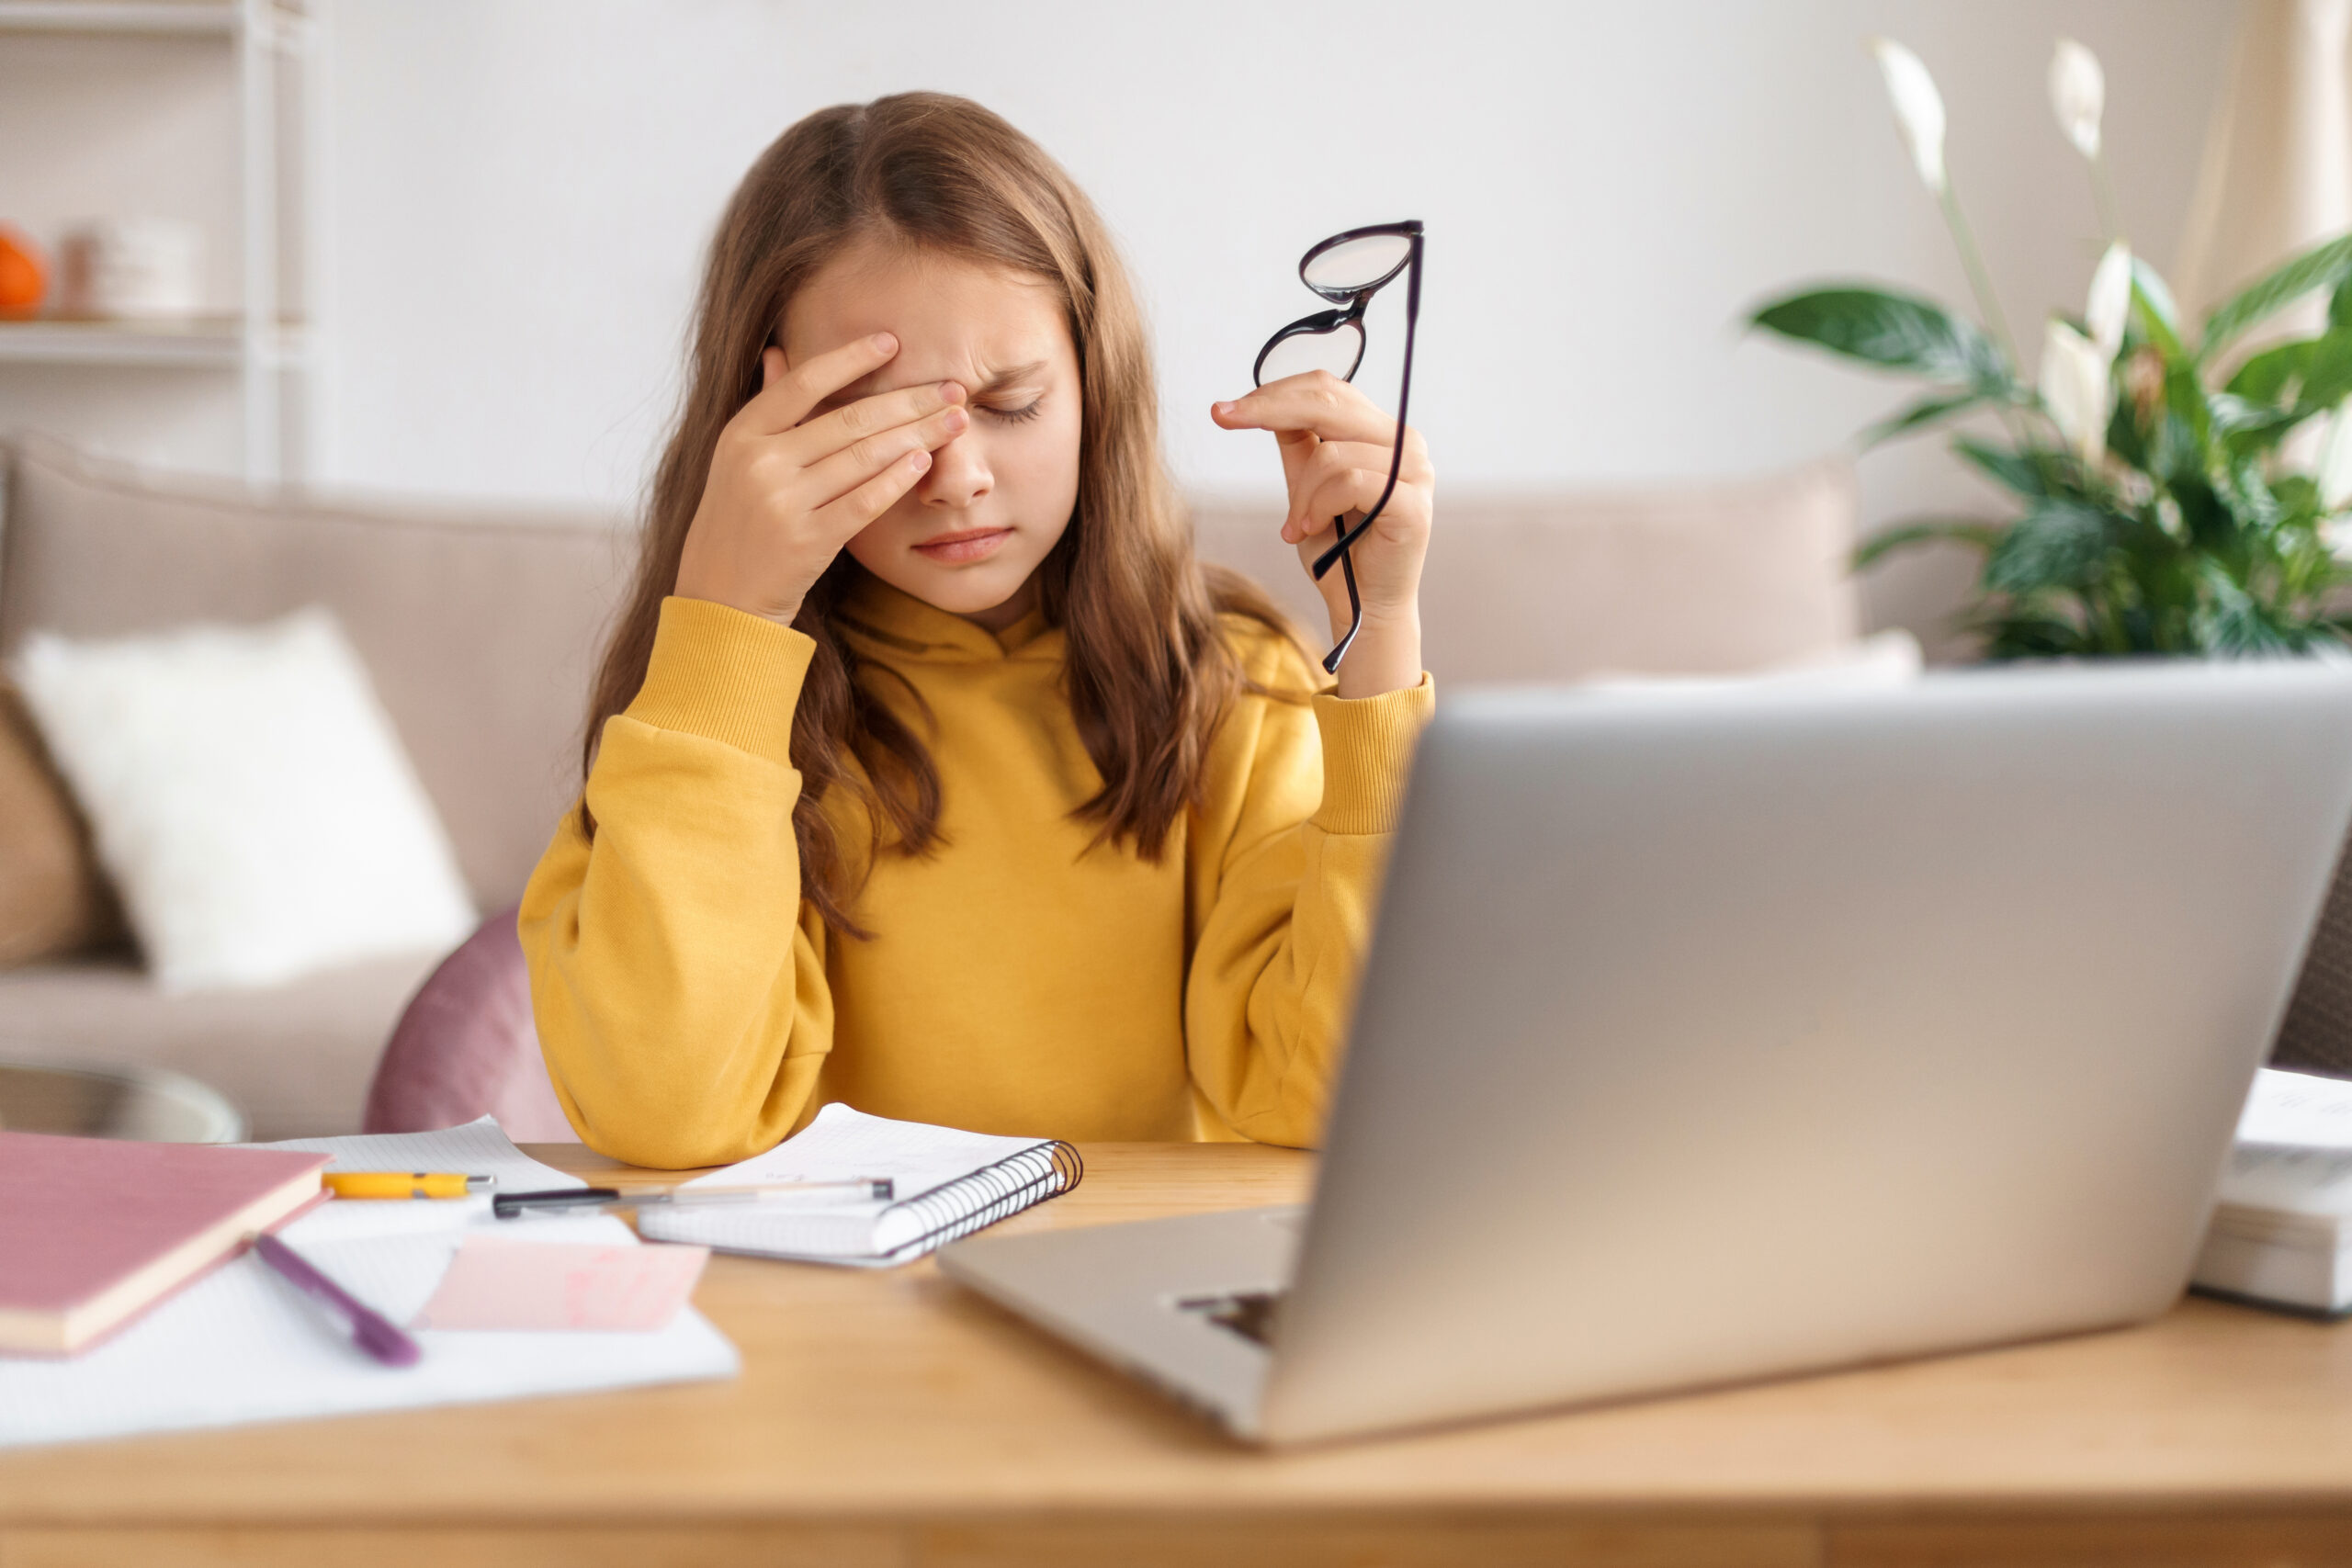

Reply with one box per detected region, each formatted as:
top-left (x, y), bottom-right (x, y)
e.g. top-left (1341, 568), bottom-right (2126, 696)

top-left (2175, 0), bottom-right (2352, 334)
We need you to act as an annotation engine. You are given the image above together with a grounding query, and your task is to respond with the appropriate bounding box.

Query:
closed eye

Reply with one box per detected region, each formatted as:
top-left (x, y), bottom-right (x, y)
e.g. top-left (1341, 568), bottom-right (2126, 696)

top-left (983, 400), bottom-right (1046, 424)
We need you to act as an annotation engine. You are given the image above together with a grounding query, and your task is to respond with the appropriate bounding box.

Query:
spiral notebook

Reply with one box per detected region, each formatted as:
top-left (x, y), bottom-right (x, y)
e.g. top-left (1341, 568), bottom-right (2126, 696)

top-left (633, 1104), bottom-right (1082, 1267)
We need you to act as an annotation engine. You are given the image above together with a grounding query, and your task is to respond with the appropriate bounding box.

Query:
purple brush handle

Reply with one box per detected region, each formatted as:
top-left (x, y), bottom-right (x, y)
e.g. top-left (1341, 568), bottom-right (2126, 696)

top-left (252, 1232), bottom-right (422, 1368)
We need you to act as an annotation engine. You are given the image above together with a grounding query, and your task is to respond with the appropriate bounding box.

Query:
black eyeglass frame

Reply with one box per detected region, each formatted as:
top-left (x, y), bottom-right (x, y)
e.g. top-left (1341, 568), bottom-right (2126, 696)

top-left (1250, 219), bottom-right (1424, 674)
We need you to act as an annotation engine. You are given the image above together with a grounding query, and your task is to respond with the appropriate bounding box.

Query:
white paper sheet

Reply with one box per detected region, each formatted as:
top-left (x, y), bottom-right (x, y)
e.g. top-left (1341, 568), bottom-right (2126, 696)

top-left (0, 1127), bottom-right (736, 1451)
top-left (2217, 1144), bottom-right (2352, 1217)
top-left (2236, 1066), bottom-right (2352, 1150)
top-left (245, 1115), bottom-right (590, 1242)
top-left (637, 1103), bottom-right (1063, 1265)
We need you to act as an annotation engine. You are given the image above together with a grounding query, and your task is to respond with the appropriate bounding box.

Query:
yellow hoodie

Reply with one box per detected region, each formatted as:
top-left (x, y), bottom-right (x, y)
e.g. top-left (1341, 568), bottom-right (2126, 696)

top-left (519, 572), bottom-right (1434, 1168)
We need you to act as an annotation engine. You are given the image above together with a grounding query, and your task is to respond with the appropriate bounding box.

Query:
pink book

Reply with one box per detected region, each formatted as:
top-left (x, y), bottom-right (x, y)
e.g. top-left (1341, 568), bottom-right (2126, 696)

top-left (0, 1131), bottom-right (328, 1356)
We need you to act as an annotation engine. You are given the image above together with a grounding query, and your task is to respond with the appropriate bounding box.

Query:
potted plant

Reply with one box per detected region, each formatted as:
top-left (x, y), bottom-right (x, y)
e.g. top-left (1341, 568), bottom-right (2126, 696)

top-left (1750, 36), bottom-right (2352, 658)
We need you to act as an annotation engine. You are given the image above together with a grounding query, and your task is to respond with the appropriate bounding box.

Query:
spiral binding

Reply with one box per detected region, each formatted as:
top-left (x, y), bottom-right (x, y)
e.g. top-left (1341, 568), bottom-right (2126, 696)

top-left (876, 1139), bottom-right (1085, 1261)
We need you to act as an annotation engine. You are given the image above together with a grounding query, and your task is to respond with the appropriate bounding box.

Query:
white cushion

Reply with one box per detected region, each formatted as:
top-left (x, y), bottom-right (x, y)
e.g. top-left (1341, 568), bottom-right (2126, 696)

top-left (12, 608), bottom-right (476, 993)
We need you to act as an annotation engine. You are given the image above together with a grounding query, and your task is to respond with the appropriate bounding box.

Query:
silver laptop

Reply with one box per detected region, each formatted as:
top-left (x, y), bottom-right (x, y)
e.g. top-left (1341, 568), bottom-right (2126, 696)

top-left (939, 661), bottom-right (2352, 1446)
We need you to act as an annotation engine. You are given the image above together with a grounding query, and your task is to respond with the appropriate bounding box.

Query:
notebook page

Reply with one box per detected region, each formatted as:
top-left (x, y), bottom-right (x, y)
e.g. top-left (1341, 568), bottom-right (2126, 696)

top-left (637, 1104), bottom-right (1057, 1263)
top-left (0, 1215), bottom-right (737, 1451)
top-left (247, 1117), bottom-right (591, 1243)
top-left (678, 1103), bottom-right (1050, 1197)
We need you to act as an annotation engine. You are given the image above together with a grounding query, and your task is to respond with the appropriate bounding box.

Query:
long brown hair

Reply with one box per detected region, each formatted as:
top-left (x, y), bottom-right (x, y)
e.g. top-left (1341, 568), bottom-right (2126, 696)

top-left (582, 93), bottom-right (1300, 935)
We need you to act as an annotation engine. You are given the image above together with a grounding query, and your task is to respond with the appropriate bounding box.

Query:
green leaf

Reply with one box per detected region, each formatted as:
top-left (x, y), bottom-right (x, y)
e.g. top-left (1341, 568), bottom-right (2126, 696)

top-left (2171, 477), bottom-right (2236, 551)
top-left (2192, 558), bottom-right (2300, 654)
top-left (1861, 389), bottom-right (1984, 447)
top-left (2208, 391), bottom-right (2278, 433)
top-left (1984, 499), bottom-right (2113, 596)
top-left (2222, 459), bottom-right (2284, 531)
top-left (1851, 517), bottom-right (2004, 571)
top-left (2222, 411), bottom-right (2316, 459)
top-left (2278, 522), bottom-right (2346, 604)
top-left (2150, 360), bottom-right (2214, 480)
top-left (1951, 435), bottom-right (2052, 498)
top-left (2300, 330), bottom-right (2352, 409)
top-left (2211, 390), bottom-right (2312, 458)
top-left (2132, 260), bottom-right (2187, 360)
top-left (2107, 389), bottom-right (2154, 471)
top-left (1972, 610), bottom-right (2088, 660)
top-left (2167, 360), bottom-right (2214, 440)
top-left (2219, 323), bottom-right (2352, 414)
top-left (1750, 287), bottom-right (2009, 389)
top-left (2225, 339), bottom-right (2311, 403)
top-left (2200, 232), bottom-right (2352, 363)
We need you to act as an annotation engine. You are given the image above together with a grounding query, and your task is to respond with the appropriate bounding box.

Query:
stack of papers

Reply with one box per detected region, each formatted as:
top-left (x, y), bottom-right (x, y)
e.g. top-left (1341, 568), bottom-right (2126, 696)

top-left (0, 1118), bottom-right (739, 1451)
top-left (2192, 1068), bottom-right (2352, 1314)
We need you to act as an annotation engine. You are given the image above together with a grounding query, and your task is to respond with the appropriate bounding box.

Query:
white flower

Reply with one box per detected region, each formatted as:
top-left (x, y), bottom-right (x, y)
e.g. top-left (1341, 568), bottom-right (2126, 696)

top-left (2085, 242), bottom-right (2132, 361)
top-left (2321, 400), bottom-right (2352, 513)
top-left (1869, 38), bottom-right (1947, 194)
top-left (2050, 38), bottom-right (2105, 159)
top-left (2039, 319), bottom-right (2114, 467)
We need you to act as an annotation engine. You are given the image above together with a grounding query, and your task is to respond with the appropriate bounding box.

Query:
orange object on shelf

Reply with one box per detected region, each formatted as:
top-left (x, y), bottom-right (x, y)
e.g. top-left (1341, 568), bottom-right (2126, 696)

top-left (0, 227), bottom-right (46, 319)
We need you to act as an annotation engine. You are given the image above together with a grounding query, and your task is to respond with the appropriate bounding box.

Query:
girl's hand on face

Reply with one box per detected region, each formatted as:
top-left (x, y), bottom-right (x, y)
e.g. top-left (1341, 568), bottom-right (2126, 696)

top-left (1212, 371), bottom-right (1433, 698)
top-left (675, 333), bottom-right (969, 626)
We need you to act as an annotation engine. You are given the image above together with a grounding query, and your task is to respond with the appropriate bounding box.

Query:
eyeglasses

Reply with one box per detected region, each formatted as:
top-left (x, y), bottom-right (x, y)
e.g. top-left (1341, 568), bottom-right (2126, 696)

top-left (1252, 220), bottom-right (1424, 674)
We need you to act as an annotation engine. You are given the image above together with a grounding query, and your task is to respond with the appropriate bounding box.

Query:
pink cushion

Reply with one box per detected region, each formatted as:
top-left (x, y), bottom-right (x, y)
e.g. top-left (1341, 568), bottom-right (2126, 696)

top-left (363, 905), bottom-right (574, 1141)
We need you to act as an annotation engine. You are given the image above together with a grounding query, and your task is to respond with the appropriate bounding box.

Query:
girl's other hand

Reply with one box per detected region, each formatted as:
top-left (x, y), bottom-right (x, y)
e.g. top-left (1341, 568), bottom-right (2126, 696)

top-left (1211, 371), bottom-right (1433, 698)
top-left (675, 333), bottom-right (969, 626)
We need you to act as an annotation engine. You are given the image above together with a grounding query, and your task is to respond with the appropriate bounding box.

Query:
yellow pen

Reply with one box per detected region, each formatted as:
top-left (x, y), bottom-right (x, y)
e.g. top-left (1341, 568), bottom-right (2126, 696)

top-left (322, 1171), bottom-right (496, 1201)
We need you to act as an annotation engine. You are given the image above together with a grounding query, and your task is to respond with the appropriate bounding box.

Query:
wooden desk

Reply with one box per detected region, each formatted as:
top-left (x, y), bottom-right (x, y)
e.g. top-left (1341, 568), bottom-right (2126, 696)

top-left (6, 1144), bottom-right (2352, 1567)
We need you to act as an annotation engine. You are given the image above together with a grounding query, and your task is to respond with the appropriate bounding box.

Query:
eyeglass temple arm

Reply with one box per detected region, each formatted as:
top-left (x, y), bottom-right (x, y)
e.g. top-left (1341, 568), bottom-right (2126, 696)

top-left (1312, 236), bottom-right (1421, 586)
top-left (1320, 549), bottom-right (1363, 675)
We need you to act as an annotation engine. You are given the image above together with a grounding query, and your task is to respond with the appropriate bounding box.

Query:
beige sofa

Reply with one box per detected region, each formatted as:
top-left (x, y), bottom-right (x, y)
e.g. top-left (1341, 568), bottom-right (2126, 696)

top-left (0, 435), bottom-right (1864, 1138)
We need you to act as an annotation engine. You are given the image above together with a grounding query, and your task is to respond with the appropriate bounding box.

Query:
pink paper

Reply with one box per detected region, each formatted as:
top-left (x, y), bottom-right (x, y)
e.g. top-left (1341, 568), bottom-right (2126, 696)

top-left (413, 1235), bottom-right (709, 1332)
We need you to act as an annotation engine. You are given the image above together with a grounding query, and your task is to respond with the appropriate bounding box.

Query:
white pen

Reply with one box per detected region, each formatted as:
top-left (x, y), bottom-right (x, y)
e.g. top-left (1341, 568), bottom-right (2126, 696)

top-left (492, 1178), bottom-right (893, 1219)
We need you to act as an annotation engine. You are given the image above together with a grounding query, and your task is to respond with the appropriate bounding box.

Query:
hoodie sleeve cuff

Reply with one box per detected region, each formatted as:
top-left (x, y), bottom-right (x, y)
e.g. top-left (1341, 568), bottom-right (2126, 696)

top-left (621, 596), bottom-right (815, 770)
top-left (1309, 672), bottom-right (1435, 836)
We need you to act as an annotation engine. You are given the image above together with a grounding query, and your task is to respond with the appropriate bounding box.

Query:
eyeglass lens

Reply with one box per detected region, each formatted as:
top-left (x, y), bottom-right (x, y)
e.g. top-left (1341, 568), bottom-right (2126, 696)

top-left (1254, 320), bottom-right (1365, 386)
top-left (1301, 232), bottom-right (1415, 298)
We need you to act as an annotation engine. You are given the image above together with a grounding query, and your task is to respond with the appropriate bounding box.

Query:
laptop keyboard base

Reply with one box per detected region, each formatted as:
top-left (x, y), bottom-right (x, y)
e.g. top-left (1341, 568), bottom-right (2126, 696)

top-left (1176, 1290), bottom-right (1285, 1348)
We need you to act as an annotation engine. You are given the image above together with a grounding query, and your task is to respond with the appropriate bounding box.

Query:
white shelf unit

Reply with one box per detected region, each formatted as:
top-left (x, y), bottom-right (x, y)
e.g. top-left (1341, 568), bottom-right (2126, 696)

top-left (0, 3), bottom-right (234, 32)
top-left (0, 318), bottom-right (308, 367)
top-left (0, 0), bottom-right (318, 480)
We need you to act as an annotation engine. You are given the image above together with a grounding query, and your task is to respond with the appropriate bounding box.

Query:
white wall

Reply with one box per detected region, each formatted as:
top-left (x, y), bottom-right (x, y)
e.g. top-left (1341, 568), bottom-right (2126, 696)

top-left (316, 0), bottom-right (2238, 644)
top-left (3, 2), bottom-right (2242, 644)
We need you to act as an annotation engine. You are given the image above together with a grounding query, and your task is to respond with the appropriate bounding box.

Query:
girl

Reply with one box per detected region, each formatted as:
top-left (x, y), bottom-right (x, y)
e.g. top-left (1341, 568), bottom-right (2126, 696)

top-left (520, 93), bottom-right (1435, 1168)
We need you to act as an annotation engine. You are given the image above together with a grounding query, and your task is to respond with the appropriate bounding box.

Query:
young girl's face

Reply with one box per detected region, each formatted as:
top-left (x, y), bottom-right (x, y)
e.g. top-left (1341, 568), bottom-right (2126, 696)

top-left (781, 238), bottom-right (1082, 627)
